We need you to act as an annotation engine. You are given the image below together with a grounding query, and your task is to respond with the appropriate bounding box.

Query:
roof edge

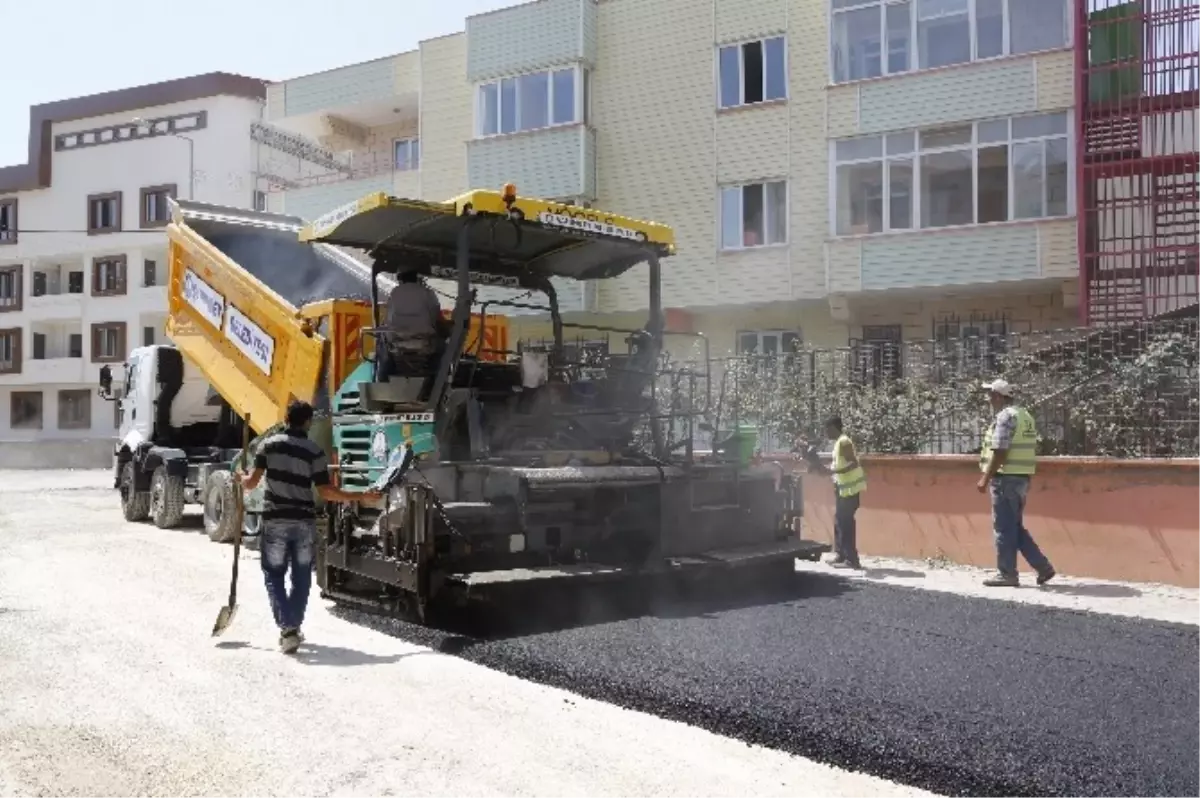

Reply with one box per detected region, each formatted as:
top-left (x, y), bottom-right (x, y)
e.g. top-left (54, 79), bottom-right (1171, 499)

top-left (0, 72), bottom-right (267, 195)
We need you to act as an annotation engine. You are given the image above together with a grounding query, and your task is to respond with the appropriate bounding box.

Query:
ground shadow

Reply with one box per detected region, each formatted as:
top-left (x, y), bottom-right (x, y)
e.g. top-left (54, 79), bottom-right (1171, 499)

top-left (861, 567), bottom-right (926, 580)
top-left (214, 638), bottom-right (418, 666)
top-left (1040, 582), bottom-right (1142, 598)
top-left (335, 565), bottom-right (860, 645)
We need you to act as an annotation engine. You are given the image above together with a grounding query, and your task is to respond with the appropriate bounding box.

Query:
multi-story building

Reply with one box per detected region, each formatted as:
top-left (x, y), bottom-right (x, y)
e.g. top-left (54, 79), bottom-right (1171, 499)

top-left (0, 73), bottom-right (266, 464)
top-left (256, 0), bottom-right (1196, 363)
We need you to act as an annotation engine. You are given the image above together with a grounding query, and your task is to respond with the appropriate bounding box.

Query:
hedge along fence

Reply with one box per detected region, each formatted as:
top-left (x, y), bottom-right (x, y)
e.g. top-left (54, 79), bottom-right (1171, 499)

top-left (642, 314), bottom-right (1199, 459)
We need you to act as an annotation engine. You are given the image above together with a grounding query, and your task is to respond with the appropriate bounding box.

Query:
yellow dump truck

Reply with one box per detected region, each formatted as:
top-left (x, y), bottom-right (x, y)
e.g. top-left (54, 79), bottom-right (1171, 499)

top-left (103, 187), bottom-right (824, 622)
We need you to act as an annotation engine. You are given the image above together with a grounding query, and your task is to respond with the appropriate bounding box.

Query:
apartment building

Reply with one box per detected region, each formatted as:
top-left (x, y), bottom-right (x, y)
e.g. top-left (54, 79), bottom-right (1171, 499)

top-left (0, 73), bottom-right (267, 462)
top-left (257, 0), bottom-right (1195, 360)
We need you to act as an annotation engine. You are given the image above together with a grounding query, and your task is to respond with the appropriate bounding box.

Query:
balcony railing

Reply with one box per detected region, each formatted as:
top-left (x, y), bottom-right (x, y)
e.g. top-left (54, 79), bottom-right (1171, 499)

top-left (266, 152), bottom-right (417, 191)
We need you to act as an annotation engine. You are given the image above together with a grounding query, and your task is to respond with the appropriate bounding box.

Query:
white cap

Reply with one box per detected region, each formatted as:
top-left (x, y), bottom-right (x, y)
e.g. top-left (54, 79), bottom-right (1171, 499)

top-left (982, 378), bottom-right (1014, 397)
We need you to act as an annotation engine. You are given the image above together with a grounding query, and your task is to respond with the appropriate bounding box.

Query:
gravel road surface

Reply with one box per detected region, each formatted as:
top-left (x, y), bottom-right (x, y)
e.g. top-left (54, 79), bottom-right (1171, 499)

top-left (0, 470), bottom-right (926, 797)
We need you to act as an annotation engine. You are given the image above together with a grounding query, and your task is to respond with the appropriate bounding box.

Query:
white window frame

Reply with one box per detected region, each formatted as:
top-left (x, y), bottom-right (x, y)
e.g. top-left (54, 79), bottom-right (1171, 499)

top-left (717, 35), bottom-right (789, 109)
top-left (393, 137), bottom-right (420, 172)
top-left (828, 0), bottom-right (1072, 84)
top-left (828, 111), bottom-right (1073, 236)
top-left (719, 179), bottom-right (790, 251)
top-left (736, 329), bottom-right (803, 356)
top-left (476, 65), bottom-right (586, 138)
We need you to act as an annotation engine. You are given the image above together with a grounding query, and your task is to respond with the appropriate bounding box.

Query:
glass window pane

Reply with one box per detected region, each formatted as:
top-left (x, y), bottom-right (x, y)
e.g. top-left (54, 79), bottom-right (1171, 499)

top-left (764, 36), bottom-right (787, 100)
top-left (766, 181), bottom-right (788, 243)
top-left (743, 183), bottom-right (765, 245)
top-left (551, 68), bottom-right (576, 124)
top-left (719, 45), bottom-right (741, 107)
top-left (1045, 138), bottom-right (1070, 216)
top-left (977, 144), bottom-right (1010, 223)
top-left (977, 119), bottom-right (1009, 143)
top-left (517, 71), bottom-right (549, 131)
top-left (831, 5), bottom-right (882, 82)
top-left (500, 78), bottom-right (517, 134)
top-left (836, 135), bottom-right (884, 161)
top-left (1010, 0), bottom-right (1067, 54)
top-left (920, 125), bottom-right (973, 148)
top-left (917, 0), bottom-right (970, 69)
top-left (720, 187), bottom-right (742, 248)
top-left (976, 0), bottom-right (1005, 58)
top-left (920, 150), bottom-right (974, 227)
top-left (743, 40), bottom-right (764, 104)
top-left (886, 131), bottom-right (916, 154)
top-left (479, 84), bottom-right (499, 135)
top-left (888, 159), bottom-right (914, 229)
top-left (886, 2), bottom-right (912, 73)
top-left (739, 333), bottom-right (759, 353)
top-left (1012, 112), bottom-right (1068, 139)
top-left (1012, 141), bottom-right (1045, 218)
top-left (836, 161), bottom-right (884, 234)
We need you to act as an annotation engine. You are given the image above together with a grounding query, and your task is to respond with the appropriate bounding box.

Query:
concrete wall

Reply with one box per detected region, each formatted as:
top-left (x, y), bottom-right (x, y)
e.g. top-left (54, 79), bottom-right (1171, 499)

top-left (793, 456), bottom-right (1200, 587)
top-left (0, 438), bottom-right (112, 469)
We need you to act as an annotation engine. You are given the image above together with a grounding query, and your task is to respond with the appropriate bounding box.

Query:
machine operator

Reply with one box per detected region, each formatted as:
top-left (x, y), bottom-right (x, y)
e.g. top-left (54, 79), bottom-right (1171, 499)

top-left (377, 270), bottom-right (450, 390)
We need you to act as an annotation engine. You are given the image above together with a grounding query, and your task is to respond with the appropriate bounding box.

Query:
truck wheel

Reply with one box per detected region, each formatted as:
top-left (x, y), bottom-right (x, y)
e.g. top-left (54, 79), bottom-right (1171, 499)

top-left (120, 462), bottom-right (150, 522)
top-left (202, 471), bottom-right (239, 543)
top-left (150, 465), bottom-right (186, 529)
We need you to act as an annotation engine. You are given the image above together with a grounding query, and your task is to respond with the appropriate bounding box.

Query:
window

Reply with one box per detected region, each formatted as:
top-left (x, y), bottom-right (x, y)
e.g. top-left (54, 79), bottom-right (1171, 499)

top-left (393, 138), bottom-right (420, 171)
top-left (143, 326), bottom-right (156, 347)
top-left (253, 190), bottom-right (267, 212)
top-left (831, 112), bottom-right (1069, 235)
top-left (0, 264), bottom-right (21, 312)
top-left (855, 325), bottom-right (904, 382)
top-left (32, 333), bottom-right (45, 360)
top-left (720, 180), bottom-right (788, 249)
top-left (143, 260), bottom-right (157, 288)
top-left (87, 192), bottom-right (122, 235)
top-left (92, 255), bottom-right (127, 297)
top-left (139, 184), bottom-right (176, 229)
top-left (0, 198), bottom-right (16, 244)
top-left (91, 322), bottom-right (126, 363)
top-left (935, 316), bottom-right (1009, 377)
top-left (0, 328), bottom-right (20, 374)
top-left (11, 392), bottom-right (42, 430)
top-left (719, 36), bottom-right (787, 108)
top-left (737, 330), bottom-right (802, 356)
top-left (830, 0), bottom-right (1069, 83)
top-left (58, 390), bottom-right (91, 430)
top-left (69, 333), bottom-right (82, 358)
top-left (478, 66), bottom-right (583, 136)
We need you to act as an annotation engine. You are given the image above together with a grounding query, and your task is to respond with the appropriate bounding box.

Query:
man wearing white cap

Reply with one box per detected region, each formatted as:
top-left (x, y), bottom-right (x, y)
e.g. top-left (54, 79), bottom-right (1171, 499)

top-left (978, 378), bottom-right (1056, 588)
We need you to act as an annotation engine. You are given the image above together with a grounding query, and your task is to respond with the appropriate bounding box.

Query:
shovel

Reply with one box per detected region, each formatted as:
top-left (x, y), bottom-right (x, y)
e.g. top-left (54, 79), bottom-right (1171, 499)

top-left (212, 413), bottom-right (251, 637)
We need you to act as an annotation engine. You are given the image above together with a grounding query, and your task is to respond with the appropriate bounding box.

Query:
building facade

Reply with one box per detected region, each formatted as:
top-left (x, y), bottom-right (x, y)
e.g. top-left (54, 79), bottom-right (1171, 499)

top-left (253, 0), bottom-right (1192, 362)
top-left (0, 73), bottom-right (266, 459)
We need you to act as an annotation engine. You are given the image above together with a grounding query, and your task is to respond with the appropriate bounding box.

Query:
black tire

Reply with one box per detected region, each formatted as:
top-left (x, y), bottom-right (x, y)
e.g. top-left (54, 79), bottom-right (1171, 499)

top-left (150, 465), bottom-right (186, 529)
top-left (120, 462), bottom-right (150, 522)
top-left (202, 471), bottom-right (239, 543)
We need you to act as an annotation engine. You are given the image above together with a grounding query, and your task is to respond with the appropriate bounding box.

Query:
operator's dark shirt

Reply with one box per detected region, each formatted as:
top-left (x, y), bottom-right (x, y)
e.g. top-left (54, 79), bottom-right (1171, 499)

top-left (253, 428), bottom-right (329, 521)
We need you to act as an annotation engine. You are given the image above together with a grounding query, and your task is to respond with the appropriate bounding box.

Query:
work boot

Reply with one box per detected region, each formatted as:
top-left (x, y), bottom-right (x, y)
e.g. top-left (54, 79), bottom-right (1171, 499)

top-left (1036, 568), bottom-right (1057, 586)
top-left (828, 558), bottom-right (853, 570)
top-left (982, 573), bottom-right (1019, 587)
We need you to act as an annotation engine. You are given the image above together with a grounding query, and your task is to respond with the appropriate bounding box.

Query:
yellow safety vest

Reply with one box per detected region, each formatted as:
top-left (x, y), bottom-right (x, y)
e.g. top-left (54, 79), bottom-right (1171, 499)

top-left (980, 406), bottom-right (1038, 476)
top-left (832, 434), bottom-right (866, 498)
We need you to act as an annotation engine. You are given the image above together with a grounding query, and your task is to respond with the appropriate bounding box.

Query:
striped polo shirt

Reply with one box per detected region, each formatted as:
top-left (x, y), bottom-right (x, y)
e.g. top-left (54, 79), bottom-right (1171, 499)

top-left (253, 428), bottom-right (330, 520)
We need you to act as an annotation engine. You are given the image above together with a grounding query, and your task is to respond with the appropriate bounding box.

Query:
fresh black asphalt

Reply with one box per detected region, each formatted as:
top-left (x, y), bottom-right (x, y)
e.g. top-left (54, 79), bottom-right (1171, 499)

top-left (341, 570), bottom-right (1199, 797)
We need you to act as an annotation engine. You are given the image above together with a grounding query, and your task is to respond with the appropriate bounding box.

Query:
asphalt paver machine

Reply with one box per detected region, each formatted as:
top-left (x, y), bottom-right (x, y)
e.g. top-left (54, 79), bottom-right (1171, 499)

top-left (300, 186), bottom-right (827, 621)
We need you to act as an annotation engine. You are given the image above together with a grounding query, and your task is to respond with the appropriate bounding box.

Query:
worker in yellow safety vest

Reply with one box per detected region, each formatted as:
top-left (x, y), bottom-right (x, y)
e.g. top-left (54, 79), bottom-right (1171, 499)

top-left (978, 379), bottom-right (1056, 588)
top-left (803, 416), bottom-right (866, 570)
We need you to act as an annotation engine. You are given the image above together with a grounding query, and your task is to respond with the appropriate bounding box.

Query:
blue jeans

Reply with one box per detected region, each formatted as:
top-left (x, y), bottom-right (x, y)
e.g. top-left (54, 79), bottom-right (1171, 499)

top-left (260, 518), bottom-right (315, 632)
top-left (990, 475), bottom-right (1052, 578)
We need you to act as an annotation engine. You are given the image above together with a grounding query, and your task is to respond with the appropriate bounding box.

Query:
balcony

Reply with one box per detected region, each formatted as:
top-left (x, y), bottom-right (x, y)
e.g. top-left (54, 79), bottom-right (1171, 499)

top-left (826, 219), bottom-right (1079, 295)
top-left (22, 356), bottom-right (85, 384)
top-left (27, 263), bottom-right (86, 320)
top-left (467, 125), bottom-right (596, 201)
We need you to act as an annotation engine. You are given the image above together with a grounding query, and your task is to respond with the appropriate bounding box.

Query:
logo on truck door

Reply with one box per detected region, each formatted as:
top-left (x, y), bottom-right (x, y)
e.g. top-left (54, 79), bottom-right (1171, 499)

top-left (183, 269), bottom-right (226, 329)
top-left (224, 306), bottom-right (275, 376)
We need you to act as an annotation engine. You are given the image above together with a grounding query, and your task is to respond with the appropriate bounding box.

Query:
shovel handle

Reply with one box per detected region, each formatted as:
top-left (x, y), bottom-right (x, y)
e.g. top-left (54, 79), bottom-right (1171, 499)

top-left (229, 413), bottom-right (251, 606)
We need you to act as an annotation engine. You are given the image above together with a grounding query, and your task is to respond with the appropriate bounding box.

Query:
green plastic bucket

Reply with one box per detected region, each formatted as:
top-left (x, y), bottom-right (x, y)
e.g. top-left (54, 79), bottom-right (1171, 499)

top-left (717, 424), bottom-right (759, 465)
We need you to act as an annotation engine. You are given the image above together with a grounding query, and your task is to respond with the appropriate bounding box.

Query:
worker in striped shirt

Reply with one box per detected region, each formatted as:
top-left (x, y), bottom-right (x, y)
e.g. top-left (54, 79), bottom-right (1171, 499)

top-left (237, 401), bottom-right (380, 654)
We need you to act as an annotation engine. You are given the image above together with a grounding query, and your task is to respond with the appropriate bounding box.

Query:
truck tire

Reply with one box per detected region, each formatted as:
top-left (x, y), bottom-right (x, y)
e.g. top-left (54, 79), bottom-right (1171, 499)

top-left (150, 465), bottom-right (186, 529)
top-left (203, 471), bottom-right (239, 543)
top-left (120, 462), bottom-right (150, 523)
